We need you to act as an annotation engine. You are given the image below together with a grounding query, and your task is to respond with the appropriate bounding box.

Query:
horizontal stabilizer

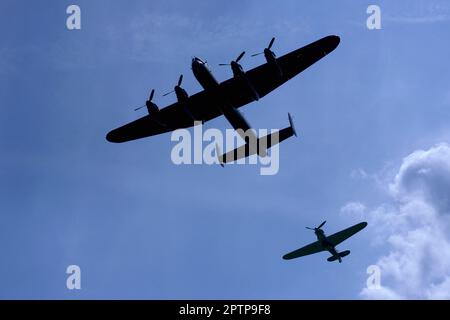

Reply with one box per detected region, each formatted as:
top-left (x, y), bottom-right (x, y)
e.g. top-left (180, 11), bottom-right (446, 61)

top-left (327, 255), bottom-right (339, 262)
top-left (217, 114), bottom-right (297, 165)
top-left (339, 250), bottom-right (350, 258)
top-left (327, 250), bottom-right (350, 262)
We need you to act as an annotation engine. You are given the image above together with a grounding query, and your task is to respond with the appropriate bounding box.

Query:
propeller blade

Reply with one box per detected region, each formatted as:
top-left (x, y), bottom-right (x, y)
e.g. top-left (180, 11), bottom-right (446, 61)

top-left (163, 90), bottom-right (174, 97)
top-left (318, 221), bottom-right (327, 229)
top-left (268, 37), bottom-right (275, 50)
top-left (149, 89), bottom-right (155, 101)
top-left (177, 74), bottom-right (183, 87)
top-left (235, 51), bottom-right (245, 63)
top-left (251, 52), bottom-right (263, 57)
top-left (306, 227), bottom-right (314, 230)
top-left (134, 105), bottom-right (146, 111)
top-left (218, 63), bottom-right (230, 66)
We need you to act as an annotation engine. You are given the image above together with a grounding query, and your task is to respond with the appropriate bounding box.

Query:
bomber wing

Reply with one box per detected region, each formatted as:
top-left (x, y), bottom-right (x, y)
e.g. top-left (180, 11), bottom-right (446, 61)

top-left (106, 35), bottom-right (340, 143)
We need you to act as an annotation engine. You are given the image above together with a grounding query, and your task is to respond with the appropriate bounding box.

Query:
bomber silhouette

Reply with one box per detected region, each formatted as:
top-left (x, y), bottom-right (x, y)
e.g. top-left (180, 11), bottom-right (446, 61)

top-left (106, 35), bottom-right (340, 164)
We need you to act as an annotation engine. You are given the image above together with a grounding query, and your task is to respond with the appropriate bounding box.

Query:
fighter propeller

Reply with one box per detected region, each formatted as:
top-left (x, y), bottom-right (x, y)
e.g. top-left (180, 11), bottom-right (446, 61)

top-left (306, 220), bottom-right (327, 231)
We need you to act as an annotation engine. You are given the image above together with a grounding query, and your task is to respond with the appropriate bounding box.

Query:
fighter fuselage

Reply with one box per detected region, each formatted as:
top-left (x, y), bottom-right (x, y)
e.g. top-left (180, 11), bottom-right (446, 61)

top-left (315, 229), bottom-right (340, 259)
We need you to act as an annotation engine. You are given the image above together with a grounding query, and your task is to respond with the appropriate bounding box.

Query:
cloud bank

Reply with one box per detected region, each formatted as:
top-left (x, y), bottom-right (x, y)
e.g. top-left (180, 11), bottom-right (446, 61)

top-left (344, 143), bottom-right (450, 299)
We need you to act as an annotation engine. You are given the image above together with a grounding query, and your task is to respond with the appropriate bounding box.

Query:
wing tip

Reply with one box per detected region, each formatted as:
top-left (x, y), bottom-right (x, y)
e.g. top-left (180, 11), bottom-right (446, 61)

top-left (106, 130), bottom-right (126, 143)
top-left (106, 131), bottom-right (118, 143)
top-left (328, 34), bottom-right (341, 46)
top-left (322, 35), bottom-right (341, 54)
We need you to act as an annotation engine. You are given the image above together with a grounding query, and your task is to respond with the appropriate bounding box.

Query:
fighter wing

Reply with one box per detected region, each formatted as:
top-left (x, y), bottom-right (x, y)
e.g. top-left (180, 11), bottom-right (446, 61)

top-left (282, 240), bottom-right (325, 260)
top-left (326, 222), bottom-right (368, 247)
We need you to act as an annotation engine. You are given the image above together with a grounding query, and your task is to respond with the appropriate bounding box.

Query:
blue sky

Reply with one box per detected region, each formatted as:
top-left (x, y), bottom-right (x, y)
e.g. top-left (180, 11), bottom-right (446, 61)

top-left (1, 0), bottom-right (450, 299)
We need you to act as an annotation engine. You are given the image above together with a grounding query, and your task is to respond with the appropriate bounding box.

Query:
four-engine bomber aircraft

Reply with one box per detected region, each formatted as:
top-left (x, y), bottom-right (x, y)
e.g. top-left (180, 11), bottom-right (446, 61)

top-left (106, 35), bottom-right (340, 163)
top-left (283, 221), bottom-right (368, 263)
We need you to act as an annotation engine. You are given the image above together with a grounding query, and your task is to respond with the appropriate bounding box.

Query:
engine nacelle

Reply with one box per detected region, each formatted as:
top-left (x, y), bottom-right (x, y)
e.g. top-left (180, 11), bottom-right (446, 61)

top-left (146, 101), bottom-right (159, 114)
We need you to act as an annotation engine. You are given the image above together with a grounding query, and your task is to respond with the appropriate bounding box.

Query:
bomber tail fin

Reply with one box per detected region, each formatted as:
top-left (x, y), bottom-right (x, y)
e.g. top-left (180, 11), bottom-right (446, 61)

top-left (288, 113), bottom-right (297, 137)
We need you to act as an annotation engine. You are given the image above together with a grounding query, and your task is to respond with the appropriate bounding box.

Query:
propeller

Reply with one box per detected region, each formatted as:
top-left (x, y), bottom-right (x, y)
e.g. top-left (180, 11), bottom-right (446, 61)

top-left (251, 37), bottom-right (276, 57)
top-left (306, 220), bottom-right (327, 231)
top-left (219, 51), bottom-right (246, 66)
top-left (134, 89), bottom-right (155, 111)
top-left (163, 75), bottom-right (183, 97)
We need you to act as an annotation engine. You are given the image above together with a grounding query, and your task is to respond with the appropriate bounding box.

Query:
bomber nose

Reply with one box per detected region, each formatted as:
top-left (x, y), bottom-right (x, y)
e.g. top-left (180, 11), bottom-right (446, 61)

top-left (191, 57), bottom-right (200, 68)
top-left (192, 57), bottom-right (204, 64)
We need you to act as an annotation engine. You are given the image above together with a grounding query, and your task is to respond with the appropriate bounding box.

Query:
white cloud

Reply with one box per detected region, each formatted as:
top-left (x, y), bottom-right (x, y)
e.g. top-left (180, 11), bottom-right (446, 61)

top-left (389, 143), bottom-right (450, 214)
top-left (426, 276), bottom-right (450, 299)
top-left (345, 143), bottom-right (450, 299)
top-left (340, 202), bottom-right (366, 220)
top-left (385, 14), bottom-right (450, 24)
top-left (385, 3), bottom-right (450, 25)
top-left (350, 168), bottom-right (368, 180)
top-left (361, 285), bottom-right (403, 300)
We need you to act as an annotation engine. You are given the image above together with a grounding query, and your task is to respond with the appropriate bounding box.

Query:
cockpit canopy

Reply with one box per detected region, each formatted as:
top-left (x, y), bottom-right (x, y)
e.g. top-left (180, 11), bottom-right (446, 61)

top-left (193, 57), bottom-right (206, 64)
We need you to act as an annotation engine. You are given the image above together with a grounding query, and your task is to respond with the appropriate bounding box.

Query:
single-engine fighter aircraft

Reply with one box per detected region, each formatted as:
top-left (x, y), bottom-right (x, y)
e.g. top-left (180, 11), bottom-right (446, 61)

top-left (283, 221), bottom-right (368, 263)
top-left (106, 35), bottom-right (340, 163)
